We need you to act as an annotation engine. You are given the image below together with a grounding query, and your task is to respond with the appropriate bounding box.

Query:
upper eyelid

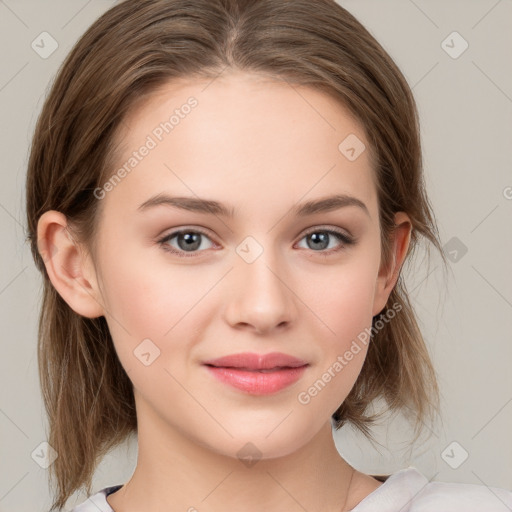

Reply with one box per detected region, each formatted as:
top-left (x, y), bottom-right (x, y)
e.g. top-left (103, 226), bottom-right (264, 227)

top-left (301, 225), bottom-right (353, 237)
top-left (160, 224), bottom-right (352, 236)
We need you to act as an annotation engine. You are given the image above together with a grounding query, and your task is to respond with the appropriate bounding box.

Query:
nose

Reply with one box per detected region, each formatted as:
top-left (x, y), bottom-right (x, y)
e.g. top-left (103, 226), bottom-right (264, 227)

top-left (223, 245), bottom-right (297, 334)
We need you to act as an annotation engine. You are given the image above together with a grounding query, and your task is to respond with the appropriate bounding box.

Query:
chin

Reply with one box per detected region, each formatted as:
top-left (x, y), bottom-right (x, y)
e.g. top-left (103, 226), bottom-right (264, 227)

top-left (203, 420), bottom-right (319, 462)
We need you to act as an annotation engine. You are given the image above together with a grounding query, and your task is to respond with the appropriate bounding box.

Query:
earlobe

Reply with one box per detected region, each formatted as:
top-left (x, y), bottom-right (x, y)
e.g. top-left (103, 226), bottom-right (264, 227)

top-left (372, 212), bottom-right (412, 317)
top-left (36, 210), bottom-right (105, 319)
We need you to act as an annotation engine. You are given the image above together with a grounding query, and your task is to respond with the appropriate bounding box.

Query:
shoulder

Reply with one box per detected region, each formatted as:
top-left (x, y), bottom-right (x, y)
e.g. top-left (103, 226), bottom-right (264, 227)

top-left (410, 476), bottom-right (512, 511)
top-left (70, 484), bottom-right (122, 512)
top-left (350, 467), bottom-right (512, 512)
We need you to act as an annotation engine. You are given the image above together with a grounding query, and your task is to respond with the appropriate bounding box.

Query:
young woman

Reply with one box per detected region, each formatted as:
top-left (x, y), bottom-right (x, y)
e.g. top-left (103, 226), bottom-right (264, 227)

top-left (26, 0), bottom-right (512, 511)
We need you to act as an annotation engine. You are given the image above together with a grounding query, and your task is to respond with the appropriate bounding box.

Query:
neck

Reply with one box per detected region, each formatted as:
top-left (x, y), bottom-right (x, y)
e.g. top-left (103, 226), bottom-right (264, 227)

top-left (108, 406), bottom-right (358, 512)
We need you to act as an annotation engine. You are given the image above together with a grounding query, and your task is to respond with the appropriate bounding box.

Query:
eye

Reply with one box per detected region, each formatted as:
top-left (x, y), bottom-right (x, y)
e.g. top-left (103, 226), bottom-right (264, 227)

top-left (157, 226), bottom-right (356, 258)
top-left (157, 228), bottom-right (216, 257)
top-left (296, 227), bottom-right (355, 255)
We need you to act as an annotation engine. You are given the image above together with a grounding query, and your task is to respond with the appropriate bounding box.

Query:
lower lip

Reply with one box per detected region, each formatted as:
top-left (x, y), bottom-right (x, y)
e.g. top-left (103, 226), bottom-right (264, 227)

top-left (204, 365), bottom-right (308, 395)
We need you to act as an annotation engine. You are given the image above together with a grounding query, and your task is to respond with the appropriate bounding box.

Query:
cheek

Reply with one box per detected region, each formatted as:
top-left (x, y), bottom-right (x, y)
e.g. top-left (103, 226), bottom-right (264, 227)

top-left (96, 243), bottom-right (217, 368)
top-left (297, 253), bottom-right (378, 342)
top-left (330, 269), bottom-right (376, 341)
top-left (297, 268), bottom-right (374, 421)
top-left (294, 253), bottom-right (378, 404)
top-left (98, 240), bottom-right (201, 328)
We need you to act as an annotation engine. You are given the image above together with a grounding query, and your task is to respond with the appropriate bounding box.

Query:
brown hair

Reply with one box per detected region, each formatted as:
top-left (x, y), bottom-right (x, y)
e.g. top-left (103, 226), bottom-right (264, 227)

top-left (25, 0), bottom-right (448, 509)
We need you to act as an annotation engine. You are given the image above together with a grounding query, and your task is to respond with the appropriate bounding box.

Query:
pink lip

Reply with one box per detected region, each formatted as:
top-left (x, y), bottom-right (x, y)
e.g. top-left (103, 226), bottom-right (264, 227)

top-left (202, 352), bottom-right (309, 395)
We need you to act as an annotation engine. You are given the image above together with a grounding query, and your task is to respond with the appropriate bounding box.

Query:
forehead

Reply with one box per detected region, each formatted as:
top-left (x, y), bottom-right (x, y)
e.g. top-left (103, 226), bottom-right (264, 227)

top-left (103, 71), bottom-right (378, 221)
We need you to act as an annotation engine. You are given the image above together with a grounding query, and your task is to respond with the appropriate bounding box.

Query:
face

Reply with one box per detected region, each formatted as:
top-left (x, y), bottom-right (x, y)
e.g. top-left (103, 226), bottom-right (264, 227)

top-left (68, 71), bottom-right (401, 460)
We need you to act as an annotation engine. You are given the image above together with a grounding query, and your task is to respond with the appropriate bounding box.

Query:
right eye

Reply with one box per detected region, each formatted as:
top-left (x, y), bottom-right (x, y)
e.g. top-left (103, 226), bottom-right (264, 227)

top-left (157, 228), bottom-right (216, 257)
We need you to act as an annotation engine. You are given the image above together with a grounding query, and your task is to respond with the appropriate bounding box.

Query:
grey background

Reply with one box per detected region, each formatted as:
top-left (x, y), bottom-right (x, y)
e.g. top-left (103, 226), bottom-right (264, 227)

top-left (0, 0), bottom-right (511, 510)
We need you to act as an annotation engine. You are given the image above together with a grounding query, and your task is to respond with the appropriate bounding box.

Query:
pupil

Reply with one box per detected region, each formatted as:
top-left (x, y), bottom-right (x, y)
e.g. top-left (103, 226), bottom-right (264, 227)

top-left (309, 232), bottom-right (328, 250)
top-left (179, 232), bottom-right (201, 251)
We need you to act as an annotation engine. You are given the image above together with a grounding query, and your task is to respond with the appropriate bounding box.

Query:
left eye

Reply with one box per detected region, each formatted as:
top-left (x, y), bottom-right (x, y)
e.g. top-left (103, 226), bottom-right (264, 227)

top-left (296, 229), bottom-right (354, 253)
top-left (157, 227), bottom-right (354, 258)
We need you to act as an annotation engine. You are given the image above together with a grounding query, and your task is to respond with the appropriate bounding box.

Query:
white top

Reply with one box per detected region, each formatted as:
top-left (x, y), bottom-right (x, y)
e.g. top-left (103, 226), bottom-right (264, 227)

top-left (70, 466), bottom-right (512, 511)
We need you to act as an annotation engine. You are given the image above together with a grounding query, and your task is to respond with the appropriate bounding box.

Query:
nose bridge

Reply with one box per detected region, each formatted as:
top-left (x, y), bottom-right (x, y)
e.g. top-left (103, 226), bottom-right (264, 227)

top-left (226, 234), bottom-right (295, 331)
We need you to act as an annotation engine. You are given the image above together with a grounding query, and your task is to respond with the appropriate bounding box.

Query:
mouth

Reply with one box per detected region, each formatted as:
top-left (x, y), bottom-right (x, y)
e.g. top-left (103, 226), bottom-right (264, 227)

top-left (202, 351), bottom-right (308, 370)
top-left (204, 364), bottom-right (305, 372)
top-left (202, 362), bottom-right (309, 395)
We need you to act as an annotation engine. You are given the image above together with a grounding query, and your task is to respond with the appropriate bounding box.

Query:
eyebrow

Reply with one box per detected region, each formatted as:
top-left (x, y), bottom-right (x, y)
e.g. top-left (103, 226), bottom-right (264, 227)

top-left (137, 193), bottom-right (370, 218)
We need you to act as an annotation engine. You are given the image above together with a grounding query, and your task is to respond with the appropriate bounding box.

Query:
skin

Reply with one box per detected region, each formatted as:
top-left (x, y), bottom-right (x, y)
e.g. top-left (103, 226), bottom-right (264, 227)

top-left (38, 70), bottom-right (411, 512)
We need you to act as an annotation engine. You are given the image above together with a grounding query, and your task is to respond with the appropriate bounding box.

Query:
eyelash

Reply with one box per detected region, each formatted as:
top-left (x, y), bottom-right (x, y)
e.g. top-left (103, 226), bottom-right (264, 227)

top-left (156, 226), bottom-right (356, 258)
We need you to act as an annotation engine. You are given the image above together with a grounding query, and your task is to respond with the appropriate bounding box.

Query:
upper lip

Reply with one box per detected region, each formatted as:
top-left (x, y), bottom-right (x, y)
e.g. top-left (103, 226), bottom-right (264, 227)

top-left (202, 352), bottom-right (308, 370)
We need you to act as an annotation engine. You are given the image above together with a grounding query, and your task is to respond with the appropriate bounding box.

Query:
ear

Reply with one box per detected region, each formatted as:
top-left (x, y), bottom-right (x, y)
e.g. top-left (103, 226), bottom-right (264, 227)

top-left (36, 210), bottom-right (105, 318)
top-left (372, 211), bottom-right (412, 317)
